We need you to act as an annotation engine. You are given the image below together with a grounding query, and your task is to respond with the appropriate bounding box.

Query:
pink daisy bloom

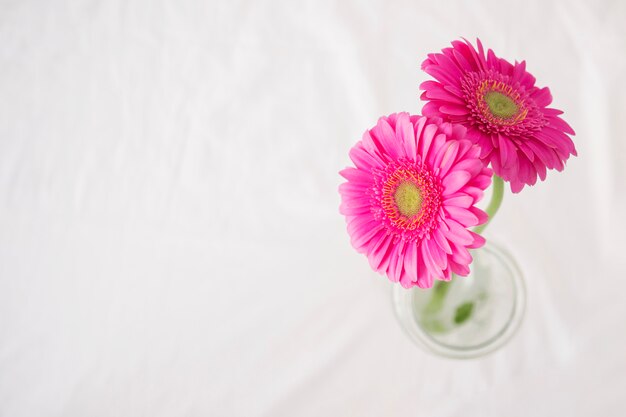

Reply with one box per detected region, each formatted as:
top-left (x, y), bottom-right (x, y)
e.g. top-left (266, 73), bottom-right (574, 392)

top-left (339, 113), bottom-right (492, 288)
top-left (420, 39), bottom-right (577, 192)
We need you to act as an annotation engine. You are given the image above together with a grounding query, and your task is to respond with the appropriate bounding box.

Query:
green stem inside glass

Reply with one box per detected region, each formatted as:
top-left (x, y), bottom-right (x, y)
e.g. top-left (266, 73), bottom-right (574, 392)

top-left (421, 175), bottom-right (505, 331)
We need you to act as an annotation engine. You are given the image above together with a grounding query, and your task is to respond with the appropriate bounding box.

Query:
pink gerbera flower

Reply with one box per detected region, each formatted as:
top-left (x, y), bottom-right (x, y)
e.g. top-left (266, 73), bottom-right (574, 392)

top-left (339, 113), bottom-right (492, 288)
top-left (420, 39), bottom-right (577, 192)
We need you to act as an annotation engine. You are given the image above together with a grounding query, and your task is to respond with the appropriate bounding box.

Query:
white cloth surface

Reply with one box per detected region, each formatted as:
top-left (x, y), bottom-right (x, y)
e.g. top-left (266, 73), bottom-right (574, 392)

top-left (1, 0), bottom-right (626, 415)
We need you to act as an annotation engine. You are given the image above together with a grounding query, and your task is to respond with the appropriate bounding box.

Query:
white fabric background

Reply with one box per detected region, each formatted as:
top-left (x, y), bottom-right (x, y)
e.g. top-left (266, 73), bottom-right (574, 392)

top-left (1, 0), bottom-right (625, 416)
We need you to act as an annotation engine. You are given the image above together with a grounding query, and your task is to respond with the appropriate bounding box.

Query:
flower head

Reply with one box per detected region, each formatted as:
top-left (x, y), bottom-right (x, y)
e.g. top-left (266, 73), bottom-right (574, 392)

top-left (339, 113), bottom-right (492, 288)
top-left (420, 39), bottom-right (577, 192)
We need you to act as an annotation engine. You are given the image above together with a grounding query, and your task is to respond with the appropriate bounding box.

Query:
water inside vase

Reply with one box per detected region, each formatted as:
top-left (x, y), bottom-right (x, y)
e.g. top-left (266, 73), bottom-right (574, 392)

top-left (393, 242), bottom-right (525, 357)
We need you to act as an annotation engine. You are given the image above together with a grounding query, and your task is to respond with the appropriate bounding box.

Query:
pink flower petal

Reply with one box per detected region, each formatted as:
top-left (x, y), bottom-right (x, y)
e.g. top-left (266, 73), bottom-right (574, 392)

top-left (525, 139), bottom-right (560, 170)
top-left (448, 158), bottom-right (482, 177)
top-left (510, 180), bottom-right (525, 193)
top-left (439, 104), bottom-right (469, 116)
top-left (433, 227), bottom-right (453, 255)
top-left (349, 144), bottom-right (382, 171)
top-left (417, 256), bottom-right (433, 288)
top-left (467, 231), bottom-right (486, 249)
top-left (402, 242), bottom-right (419, 284)
top-left (338, 182), bottom-right (368, 197)
top-left (339, 202), bottom-right (371, 216)
top-left (444, 205), bottom-right (480, 227)
top-left (449, 259), bottom-right (470, 276)
top-left (444, 194), bottom-right (473, 208)
top-left (498, 134), bottom-right (518, 169)
top-left (450, 241), bottom-right (473, 264)
top-left (424, 64), bottom-right (463, 87)
top-left (547, 116), bottom-right (575, 135)
top-left (386, 240), bottom-right (405, 283)
top-left (426, 133), bottom-right (448, 165)
top-left (372, 118), bottom-right (402, 160)
top-left (421, 82), bottom-right (465, 104)
top-left (418, 123), bottom-right (438, 160)
top-left (531, 86), bottom-right (553, 107)
top-left (435, 140), bottom-right (460, 177)
top-left (395, 112), bottom-right (416, 160)
top-left (427, 238), bottom-right (447, 271)
top-left (349, 220), bottom-right (383, 250)
top-left (442, 170), bottom-right (471, 195)
top-left (469, 207), bottom-right (489, 225)
top-left (444, 218), bottom-right (474, 246)
top-left (421, 241), bottom-right (441, 278)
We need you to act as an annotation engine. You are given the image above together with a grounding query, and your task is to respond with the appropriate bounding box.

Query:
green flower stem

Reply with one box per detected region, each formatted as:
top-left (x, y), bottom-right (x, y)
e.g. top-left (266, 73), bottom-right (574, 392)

top-left (423, 277), bottom-right (452, 315)
top-left (473, 175), bottom-right (504, 235)
top-left (421, 175), bottom-right (505, 328)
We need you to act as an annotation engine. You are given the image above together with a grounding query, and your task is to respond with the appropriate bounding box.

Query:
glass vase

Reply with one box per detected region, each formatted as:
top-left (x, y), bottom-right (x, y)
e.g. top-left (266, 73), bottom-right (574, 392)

top-left (392, 241), bottom-right (525, 359)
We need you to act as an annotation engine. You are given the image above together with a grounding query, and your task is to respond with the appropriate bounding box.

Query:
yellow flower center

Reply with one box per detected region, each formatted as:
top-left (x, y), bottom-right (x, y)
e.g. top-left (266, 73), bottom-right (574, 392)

top-left (393, 181), bottom-right (423, 218)
top-left (484, 91), bottom-right (519, 119)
